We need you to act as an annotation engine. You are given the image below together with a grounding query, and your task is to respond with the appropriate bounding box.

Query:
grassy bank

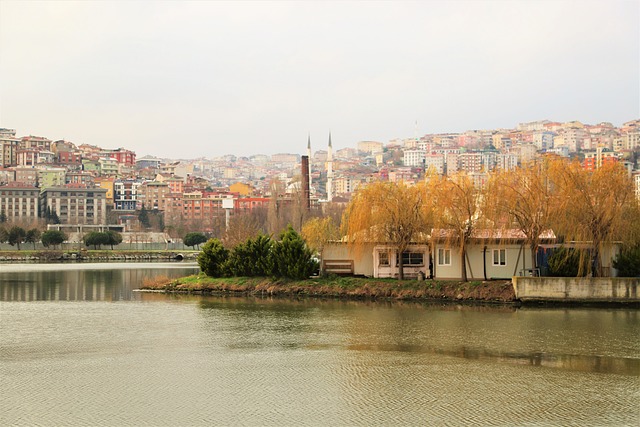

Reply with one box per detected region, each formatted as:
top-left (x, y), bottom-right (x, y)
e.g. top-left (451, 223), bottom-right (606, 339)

top-left (140, 274), bottom-right (517, 303)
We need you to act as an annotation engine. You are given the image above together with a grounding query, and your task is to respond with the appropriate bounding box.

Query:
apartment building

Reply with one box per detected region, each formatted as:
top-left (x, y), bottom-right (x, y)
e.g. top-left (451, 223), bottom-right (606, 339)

top-left (583, 148), bottom-right (619, 171)
top-left (40, 187), bottom-right (108, 225)
top-left (424, 153), bottom-right (445, 175)
top-left (20, 136), bottom-right (52, 151)
top-left (138, 181), bottom-right (171, 211)
top-left (114, 179), bottom-right (143, 211)
top-left (403, 149), bottom-right (426, 167)
top-left (0, 184), bottom-right (39, 222)
top-left (105, 148), bottom-right (136, 166)
top-left (1, 132), bottom-right (20, 167)
top-left (65, 172), bottom-right (95, 187)
top-left (357, 141), bottom-right (384, 154)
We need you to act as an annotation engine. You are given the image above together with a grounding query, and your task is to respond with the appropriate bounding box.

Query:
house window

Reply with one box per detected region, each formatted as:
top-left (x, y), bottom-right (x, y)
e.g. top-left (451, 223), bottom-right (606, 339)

top-left (438, 248), bottom-right (451, 266)
top-left (378, 251), bottom-right (390, 266)
top-left (397, 252), bottom-right (424, 266)
top-left (493, 249), bottom-right (506, 266)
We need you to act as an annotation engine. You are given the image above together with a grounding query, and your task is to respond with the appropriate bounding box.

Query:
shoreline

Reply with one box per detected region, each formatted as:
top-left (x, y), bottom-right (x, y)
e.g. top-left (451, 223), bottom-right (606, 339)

top-left (138, 275), bottom-right (519, 304)
top-left (0, 249), bottom-right (199, 262)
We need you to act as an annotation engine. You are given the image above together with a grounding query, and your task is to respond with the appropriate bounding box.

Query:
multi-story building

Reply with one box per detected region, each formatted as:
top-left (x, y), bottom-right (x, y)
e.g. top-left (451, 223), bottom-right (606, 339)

top-left (424, 153), bottom-right (445, 175)
top-left (458, 152), bottom-right (483, 173)
top-left (1, 131), bottom-right (20, 167)
top-left (0, 168), bottom-right (15, 184)
top-left (495, 153), bottom-right (519, 171)
top-left (0, 184), bottom-right (39, 223)
top-left (94, 177), bottom-right (115, 206)
top-left (403, 149), bottom-right (426, 167)
top-left (20, 136), bottom-right (52, 151)
top-left (533, 131), bottom-right (555, 150)
top-left (65, 171), bottom-right (95, 187)
top-left (57, 151), bottom-right (83, 169)
top-left (235, 196), bottom-right (270, 212)
top-left (99, 157), bottom-right (119, 176)
top-left (16, 148), bottom-right (55, 167)
top-left (633, 171), bottom-right (640, 200)
top-left (357, 141), bottom-right (384, 154)
top-left (113, 179), bottom-right (143, 211)
top-left (136, 156), bottom-right (162, 170)
top-left (514, 144), bottom-right (537, 165)
top-left (517, 120), bottom-right (551, 132)
top-left (105, 148), bottom-right (136, 166)
top-left (13, 168), bottom-right (38, 187)
top-left (179, 191), bottom-right (228, 231)
top-left (583, 147), bottom-right (619, 171)
top-left (37, 167), bottom-right (66, 189)
top-left (40, 187), bottom-right (108, 225)
top-left (137, 181), bottom-right (171, 211)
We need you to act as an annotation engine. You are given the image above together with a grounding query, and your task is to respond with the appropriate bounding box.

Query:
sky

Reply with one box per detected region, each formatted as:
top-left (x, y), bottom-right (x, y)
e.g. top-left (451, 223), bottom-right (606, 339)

top-left (0, 1), bottom-right (638, 159)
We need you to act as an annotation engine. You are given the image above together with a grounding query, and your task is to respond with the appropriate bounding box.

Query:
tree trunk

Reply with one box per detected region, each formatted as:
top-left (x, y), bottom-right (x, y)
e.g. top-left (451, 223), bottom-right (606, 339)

top-left (461, 245), bottom-right (467, 282)
top-left (398, 251), bottom-right (404, 280)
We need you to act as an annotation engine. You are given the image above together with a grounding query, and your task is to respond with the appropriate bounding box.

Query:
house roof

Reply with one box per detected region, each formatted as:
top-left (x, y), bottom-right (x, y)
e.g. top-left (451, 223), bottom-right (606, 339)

top-left (430, 228), bottom-right (556, 242)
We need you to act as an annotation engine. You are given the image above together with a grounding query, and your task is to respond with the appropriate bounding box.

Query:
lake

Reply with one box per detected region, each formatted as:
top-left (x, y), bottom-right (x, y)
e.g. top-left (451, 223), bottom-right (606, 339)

top-left (1, 263), bottom-right (638, 426)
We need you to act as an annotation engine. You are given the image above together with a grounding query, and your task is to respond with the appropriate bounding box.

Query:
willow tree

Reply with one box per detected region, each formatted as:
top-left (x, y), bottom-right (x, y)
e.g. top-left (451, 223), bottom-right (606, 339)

top-left (548, 160), bottom-right (639, 277)
top-left (428, 172), bottom-right (483, 282)
top-left (485, 160), bottom-right (555, 273)
top-left (342, 180), bottom-right (430, 280)
top-left (301, 216), bottom-right (340, 264)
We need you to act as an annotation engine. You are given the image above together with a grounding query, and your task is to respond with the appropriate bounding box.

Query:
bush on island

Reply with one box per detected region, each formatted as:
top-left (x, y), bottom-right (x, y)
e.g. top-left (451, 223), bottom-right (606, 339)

top-left (269, 225), bottom-right (318, 280)
top-left (224, 234), bottom-right (272, 277)
top-left (197, 238), bottom-right (229, 277)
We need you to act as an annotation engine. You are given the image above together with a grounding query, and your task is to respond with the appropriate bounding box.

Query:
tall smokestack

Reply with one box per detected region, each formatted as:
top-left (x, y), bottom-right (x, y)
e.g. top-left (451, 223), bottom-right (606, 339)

top-left (327, 132), bottom-right (333, 202)
top-left (301, 155), bottom-right (310, 210)
top-left (307, 134), bottom-right (312, 188)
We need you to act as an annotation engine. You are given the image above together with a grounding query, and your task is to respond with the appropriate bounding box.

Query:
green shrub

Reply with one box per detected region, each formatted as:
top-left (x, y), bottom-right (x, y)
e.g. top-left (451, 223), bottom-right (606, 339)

top-left (269, 225), bottom-right (318, 280)
top-left (613, 246), bottom-right (640, 277)
top-left (225, 234), bottom-right (272, 277)
top-left (547, 246), bottom-right (589, 277)
top-left (197, 238), bottom-right (229, 277)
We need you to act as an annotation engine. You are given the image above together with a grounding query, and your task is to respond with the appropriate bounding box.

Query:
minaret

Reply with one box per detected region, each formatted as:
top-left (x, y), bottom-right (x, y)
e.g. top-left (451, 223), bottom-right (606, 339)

top-left (307, 133), bottom-right (312, 188)
top-left (327, 132), bottom-right (333, 202)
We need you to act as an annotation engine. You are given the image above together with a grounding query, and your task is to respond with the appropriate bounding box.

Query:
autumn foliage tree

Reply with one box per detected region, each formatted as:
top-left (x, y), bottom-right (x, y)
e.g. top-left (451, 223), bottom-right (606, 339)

top-left (301, 216), bottom-right (340, 262)
top-left (547, 160), bottom-right (640, 277)
top-left (342, 180), bottom-right (430, 280)
top-left (485, 160), bottom-right (555, 272)
top-left (428, 172), bottom-right (484, 282)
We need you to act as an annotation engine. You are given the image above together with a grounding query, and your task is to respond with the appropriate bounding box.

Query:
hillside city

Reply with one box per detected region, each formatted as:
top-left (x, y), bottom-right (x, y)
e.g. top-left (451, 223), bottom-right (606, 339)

top-left (1, 118), bottom-right (640, 242)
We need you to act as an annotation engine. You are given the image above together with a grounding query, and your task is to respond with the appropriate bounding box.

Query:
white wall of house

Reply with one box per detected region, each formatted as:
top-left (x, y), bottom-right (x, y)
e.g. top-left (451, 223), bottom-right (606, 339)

top-left (373, 245), bottom-right (429, 279)
top-left (322, 242), bottom-right (376, 276)
top-left (432, 242), bottom-right (533, 280)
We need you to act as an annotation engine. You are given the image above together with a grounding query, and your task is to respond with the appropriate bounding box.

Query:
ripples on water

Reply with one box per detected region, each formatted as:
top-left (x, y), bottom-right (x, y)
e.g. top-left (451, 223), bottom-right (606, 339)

top-left (1, 265), bottom-right (639, 426)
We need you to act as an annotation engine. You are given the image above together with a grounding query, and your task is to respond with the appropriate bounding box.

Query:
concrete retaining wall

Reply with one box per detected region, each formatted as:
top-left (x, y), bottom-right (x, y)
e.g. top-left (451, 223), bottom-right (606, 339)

top-left (512, 277), bottom-right (640, 303)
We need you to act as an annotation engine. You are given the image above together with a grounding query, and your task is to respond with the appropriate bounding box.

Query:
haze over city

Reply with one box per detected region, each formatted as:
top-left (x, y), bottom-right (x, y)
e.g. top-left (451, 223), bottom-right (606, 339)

top-left (1, 0), bottom-right (638, 158)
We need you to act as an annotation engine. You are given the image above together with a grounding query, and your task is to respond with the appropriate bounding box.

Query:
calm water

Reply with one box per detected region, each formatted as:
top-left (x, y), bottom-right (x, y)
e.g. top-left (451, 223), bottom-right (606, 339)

top-left (1, 264), bottom-right (638, 426)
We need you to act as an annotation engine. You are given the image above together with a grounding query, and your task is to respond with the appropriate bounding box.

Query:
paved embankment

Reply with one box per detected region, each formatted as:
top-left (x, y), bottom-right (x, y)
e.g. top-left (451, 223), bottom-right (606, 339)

top-left (513, 276), bottom-right (640, 304)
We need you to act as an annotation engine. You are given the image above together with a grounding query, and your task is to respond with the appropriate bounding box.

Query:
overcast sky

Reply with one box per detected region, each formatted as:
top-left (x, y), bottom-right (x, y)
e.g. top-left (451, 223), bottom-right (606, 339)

top-left (0, 1), bottom-right (638, 159)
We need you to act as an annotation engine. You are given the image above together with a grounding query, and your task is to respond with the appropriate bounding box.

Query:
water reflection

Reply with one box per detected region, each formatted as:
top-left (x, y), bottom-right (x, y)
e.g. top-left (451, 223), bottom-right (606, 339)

top-left (196, 296), bottom-right (640, 377)
top-left (0, 263), bottom-right (199, 301)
